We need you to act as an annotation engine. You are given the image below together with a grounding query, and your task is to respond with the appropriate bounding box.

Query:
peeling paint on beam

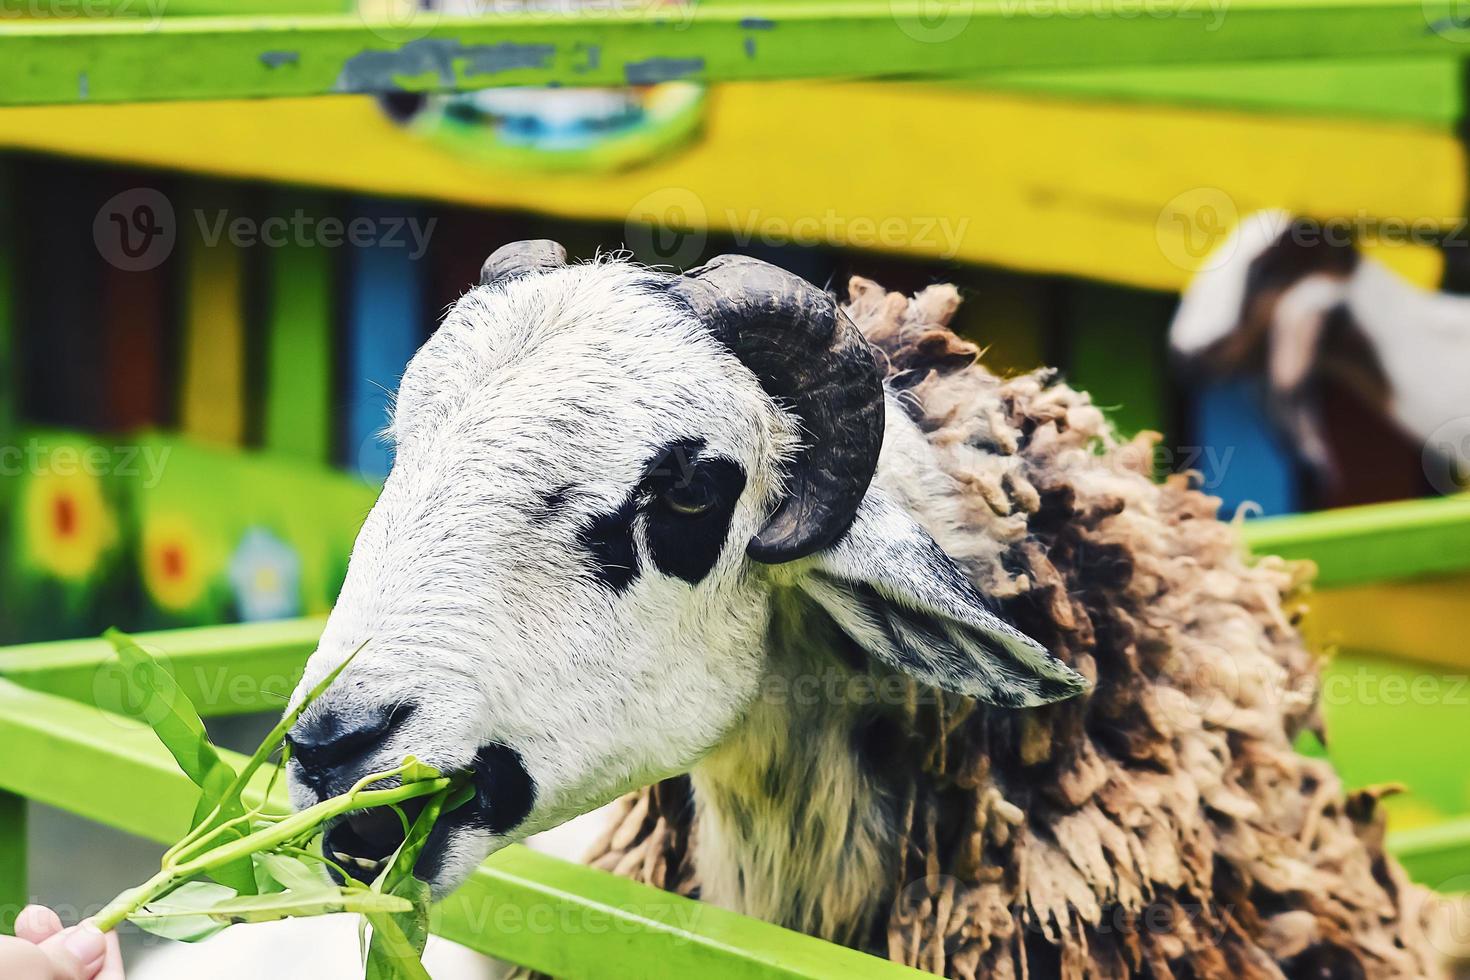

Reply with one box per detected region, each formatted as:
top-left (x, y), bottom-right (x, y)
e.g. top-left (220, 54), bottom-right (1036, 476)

top-left (624, 56), bottom-right (705, 85)
top-left (0, 4), bottom-right (1462, 106)
top-left (335, 38), bottom-right (556, 92)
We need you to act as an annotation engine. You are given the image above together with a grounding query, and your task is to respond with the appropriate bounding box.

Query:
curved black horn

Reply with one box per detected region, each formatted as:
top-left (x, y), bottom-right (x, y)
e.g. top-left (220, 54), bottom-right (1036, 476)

top-left (480, 240), bottom-right (567, 286)
top-left (670, 255), bottom-right (885, 563)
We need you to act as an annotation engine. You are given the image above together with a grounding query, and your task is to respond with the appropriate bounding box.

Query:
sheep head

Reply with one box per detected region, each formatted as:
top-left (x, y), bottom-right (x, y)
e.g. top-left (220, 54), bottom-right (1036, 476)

top-left (283, 244), bottom-right (1087, 896)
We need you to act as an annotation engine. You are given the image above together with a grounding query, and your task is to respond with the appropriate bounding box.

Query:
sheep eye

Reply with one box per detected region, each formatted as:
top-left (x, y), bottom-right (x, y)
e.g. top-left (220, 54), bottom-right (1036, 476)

top-left (659, 471), bottom-right (718, 517)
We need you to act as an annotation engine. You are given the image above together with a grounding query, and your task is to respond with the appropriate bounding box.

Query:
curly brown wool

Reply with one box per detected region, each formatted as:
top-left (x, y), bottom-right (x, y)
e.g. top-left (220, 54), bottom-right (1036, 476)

top-left (583, 277), bottom-right (1450, 979)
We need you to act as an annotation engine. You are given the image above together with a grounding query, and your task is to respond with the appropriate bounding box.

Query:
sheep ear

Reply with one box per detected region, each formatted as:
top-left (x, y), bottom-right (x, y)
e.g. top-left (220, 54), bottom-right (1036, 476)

top-left (797, 491), bottom-right (1088, 707)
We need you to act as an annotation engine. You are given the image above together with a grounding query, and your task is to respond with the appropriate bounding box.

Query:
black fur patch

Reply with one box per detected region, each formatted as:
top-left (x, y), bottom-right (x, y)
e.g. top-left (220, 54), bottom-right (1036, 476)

top-left (470, 742), bottom-right (536, 835)
top-left (643, 439), bottom-right (747, 585)
top-left (577, 492), bottom-right (640, 593)
top-left (413, 741), bottom-right (537, 884)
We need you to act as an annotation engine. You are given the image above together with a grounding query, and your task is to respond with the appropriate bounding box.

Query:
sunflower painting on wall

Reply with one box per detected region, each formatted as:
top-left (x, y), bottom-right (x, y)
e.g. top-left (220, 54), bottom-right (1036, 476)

top-left (0, 432), bottom-right (129, 642)
top-left (23, 465), bottom-right (116, 581)
top-left (139, 512), bottom-right (214, 614)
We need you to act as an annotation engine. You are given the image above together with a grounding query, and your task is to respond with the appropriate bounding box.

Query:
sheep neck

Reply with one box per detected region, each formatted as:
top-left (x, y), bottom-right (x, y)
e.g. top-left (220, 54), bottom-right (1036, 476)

top-left (689, 594), bottom-right (902, 949)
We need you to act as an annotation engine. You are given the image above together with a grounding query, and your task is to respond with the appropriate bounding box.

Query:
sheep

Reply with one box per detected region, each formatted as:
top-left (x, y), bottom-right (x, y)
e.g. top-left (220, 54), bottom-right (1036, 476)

top-left (143, 243), bottom-right (1449, 978)
top-left (1169, 209), bottom-right (1470, 490)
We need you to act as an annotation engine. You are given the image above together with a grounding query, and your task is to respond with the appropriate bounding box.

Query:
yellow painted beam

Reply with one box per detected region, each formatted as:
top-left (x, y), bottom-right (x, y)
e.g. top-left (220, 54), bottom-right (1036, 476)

top-left (0, 83), bottom-right (1456, 289)
top-left (1302, 573), bottom-right (1470, 672)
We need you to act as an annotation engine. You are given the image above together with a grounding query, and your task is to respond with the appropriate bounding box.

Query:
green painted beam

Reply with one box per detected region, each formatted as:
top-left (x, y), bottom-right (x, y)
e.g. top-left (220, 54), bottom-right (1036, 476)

top-left (0, 618), bottom-right (322, 717)
top-left (980, 55), bottom-right (1465, 126)
top-left (16, 0), bottom-right (352, 15)
top-left (0, 679), bottom-right (926, 978)
top-left (1389, 815), bottom-right (1470, 886)
top-left (0, 2), bottom-right (1465, 107)
top-left (435, 846), bottom-right (931, 979)
top-left (1243, 494), bottom-right (1470, 588)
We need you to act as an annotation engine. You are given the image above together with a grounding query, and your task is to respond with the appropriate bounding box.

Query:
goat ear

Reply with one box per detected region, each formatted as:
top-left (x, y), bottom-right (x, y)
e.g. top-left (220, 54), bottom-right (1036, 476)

top-left (797, 491), bottom-right (1088, 707)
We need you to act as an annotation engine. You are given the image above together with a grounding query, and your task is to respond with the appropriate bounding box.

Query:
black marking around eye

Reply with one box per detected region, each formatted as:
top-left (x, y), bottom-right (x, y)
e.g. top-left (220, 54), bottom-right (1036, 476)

top-left (644, 439), bottom-right (747, 585)
top-left (577, 492), bottom-right (640, 593)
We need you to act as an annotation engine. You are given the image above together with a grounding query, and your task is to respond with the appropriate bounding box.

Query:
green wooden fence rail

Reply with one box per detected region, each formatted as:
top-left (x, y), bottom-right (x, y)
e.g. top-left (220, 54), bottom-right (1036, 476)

top-left (0, 0), bottom-right (1466, 106)
top-left (0, 492), bottom-right (1467, 962)
top-left (0, 675), bottom-right (927, 977)
top-left (1241, 493), bottom-right (1470, 589)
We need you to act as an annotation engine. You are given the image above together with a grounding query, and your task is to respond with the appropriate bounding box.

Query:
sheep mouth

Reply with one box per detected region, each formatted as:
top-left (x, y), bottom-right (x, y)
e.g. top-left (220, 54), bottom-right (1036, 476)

top-left (324, 798), bottom-right (430, 884)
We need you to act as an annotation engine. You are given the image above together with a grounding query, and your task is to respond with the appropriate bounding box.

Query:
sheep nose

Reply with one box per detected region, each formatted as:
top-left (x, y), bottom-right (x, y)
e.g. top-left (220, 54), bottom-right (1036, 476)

top-left (286, 704), bottom-right (414, 784)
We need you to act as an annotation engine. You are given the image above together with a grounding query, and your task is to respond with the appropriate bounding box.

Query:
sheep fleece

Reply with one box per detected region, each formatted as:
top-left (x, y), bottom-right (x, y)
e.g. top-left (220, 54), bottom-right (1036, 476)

top-left (583, 277), bottom-right (1454, 979)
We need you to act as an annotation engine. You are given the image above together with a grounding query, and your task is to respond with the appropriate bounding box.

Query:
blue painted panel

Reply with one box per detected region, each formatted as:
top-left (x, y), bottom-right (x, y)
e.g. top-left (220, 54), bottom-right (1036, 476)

top-left (1192, 379), bottom-right (1299, 518)
top-left (344, 199), bottom-right (426, 483)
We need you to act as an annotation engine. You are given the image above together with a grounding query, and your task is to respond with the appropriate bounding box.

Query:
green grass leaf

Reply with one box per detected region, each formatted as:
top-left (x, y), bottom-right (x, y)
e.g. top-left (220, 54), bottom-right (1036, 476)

top-left (255, 852), bottom-right (336, 896)
top-left (363, 777), bottom-right (468, 979)
top-left (364, 891), bottom-right (432, 980)
top-left (130, 881), bottom-right (237, 943)
top-left (103, 628), bottom-right (256, 895)
top-left (132, 889), bottom-right (413, 928)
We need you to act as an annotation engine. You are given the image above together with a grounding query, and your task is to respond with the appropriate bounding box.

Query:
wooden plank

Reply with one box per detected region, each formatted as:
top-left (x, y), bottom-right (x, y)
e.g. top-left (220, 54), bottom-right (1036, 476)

top-left (262, 190), bottom-right (334, 464)
top-left (98, 177), bottom-right (171, 431)
top-left (0, 791), bottom-right (23, 936)
top-left (342, 198), bottom-right (425, 481)
top-left (0, 157), bottom-right (12, 441)
top-left (0, 84), bottom-right (1453, 292)
top-left (0, 2), bottom-right (1466, 107)
top-left (179, 182), bottom-right (247, 446)
top-left (15, 159), bottom-right (105, 430)
top-left (1243, 493), bottom-right (1470, 587)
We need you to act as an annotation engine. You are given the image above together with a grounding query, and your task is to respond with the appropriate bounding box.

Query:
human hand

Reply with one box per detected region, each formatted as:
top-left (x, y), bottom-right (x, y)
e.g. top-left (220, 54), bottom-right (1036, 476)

top-left (0, 906), bottom-right (123, 979)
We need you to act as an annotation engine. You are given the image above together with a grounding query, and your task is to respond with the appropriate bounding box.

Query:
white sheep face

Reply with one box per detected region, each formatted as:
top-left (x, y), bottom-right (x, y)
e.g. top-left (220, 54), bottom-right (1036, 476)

top-left (286, 260), bottom-right (794, 892)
